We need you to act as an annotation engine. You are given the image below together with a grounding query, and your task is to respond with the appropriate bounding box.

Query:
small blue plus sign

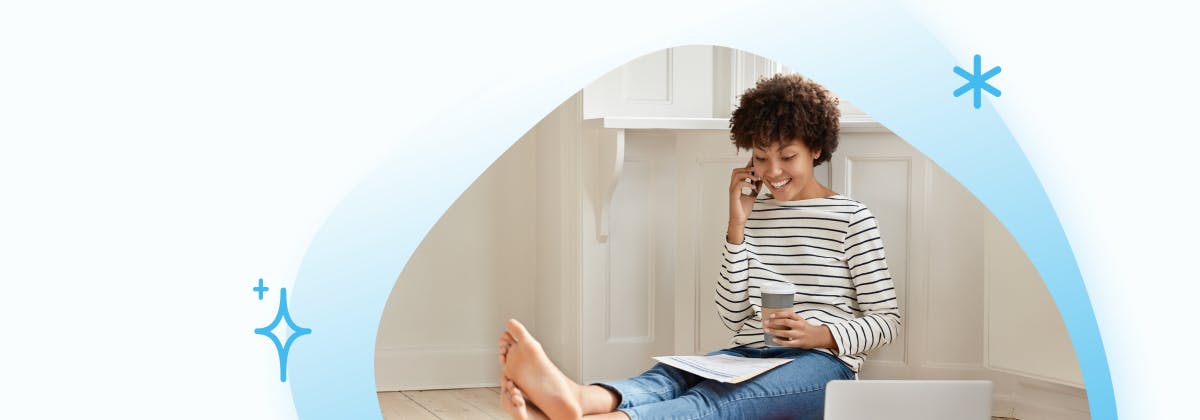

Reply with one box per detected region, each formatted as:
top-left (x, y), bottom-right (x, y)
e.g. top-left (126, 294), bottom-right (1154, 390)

top-left (253, 278), bottom-right (269, 300)
top-left (954, 54), bottom-right (1001, 109)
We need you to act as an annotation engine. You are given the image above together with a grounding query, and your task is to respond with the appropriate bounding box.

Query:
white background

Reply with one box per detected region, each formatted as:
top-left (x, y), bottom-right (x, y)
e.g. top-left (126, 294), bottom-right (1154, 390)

top-left (903, 1), bottom-right (1200, 418)
top-left (1, 1), bottom-right (1195, 418)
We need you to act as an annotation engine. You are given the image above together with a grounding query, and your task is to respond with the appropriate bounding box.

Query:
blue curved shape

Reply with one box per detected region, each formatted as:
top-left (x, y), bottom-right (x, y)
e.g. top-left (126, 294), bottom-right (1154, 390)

top-left (289, 3), bottom-right (1115, 419)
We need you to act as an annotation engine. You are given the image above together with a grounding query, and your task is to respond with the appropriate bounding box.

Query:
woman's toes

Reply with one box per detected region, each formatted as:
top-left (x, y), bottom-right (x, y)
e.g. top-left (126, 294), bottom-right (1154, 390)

top-left (506, 319), bottom-right (533, 342)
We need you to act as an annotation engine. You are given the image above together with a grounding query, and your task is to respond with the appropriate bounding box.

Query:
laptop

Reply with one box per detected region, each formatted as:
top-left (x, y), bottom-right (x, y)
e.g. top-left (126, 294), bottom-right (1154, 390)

top-left (824, 380), bottom-right (993, 420)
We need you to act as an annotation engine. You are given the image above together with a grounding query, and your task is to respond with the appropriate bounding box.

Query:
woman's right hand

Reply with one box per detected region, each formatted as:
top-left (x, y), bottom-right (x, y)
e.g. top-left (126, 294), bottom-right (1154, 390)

top-left (727, 162), bottom-right (759, 243)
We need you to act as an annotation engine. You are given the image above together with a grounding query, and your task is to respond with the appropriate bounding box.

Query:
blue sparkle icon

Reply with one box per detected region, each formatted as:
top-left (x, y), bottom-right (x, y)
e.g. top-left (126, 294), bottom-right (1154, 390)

top-left (255, 288), bottom-right (311, 382)
top-left (954, 54), bottom-right (1001, 109)
top-left (253, 278), bottom-right (269, 300)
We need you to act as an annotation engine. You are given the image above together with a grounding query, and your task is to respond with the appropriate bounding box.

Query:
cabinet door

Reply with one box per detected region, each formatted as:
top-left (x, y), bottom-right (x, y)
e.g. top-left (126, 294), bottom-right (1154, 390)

top-left (580, 133), bottom-right (679, 383)
top-left (675, 131), bottom-right (757, 354)
top-left (583, 46), bottom-right (714, 119)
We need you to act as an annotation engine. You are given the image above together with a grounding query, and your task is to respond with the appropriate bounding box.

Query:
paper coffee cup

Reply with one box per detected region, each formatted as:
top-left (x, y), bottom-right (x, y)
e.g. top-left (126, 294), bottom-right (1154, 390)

top-left (761, 282), bottom-right (796, 347)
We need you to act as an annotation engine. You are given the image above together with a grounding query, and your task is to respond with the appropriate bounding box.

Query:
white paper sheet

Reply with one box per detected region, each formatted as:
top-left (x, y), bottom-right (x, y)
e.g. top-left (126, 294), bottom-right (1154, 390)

top-left (652, 354), bottom-right (793, 384)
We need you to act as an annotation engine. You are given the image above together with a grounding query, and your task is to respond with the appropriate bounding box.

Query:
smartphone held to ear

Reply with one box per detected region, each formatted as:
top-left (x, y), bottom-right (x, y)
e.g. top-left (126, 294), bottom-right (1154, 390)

top-left (742, 158), bottom-right (763, 197)
top-left (741, 184), bottom-right (758, 197)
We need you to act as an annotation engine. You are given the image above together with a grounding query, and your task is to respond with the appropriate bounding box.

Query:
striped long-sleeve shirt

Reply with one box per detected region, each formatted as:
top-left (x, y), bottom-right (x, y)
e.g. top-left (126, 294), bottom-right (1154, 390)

top-left (717, 195), bottom-right (901, 373)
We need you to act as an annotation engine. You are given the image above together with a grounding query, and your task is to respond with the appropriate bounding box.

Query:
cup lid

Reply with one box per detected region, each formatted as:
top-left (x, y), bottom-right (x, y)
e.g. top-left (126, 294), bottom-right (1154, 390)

top-left (761, 282), bottom-right (796, 295)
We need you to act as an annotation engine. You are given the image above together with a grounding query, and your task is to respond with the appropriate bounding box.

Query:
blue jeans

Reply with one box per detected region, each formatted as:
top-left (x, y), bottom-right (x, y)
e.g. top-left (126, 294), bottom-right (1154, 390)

top-left (595, 347), bottom-right (854, 420)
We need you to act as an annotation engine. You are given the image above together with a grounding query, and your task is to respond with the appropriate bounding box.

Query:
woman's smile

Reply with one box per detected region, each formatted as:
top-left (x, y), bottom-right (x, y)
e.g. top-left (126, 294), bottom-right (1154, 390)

top-left (768, 178), bottom-right (792, 194)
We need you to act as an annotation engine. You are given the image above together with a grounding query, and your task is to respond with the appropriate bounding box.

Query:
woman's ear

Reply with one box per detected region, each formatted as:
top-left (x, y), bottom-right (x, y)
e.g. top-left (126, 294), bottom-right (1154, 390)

top-left (812, 150), bottom-right (822, 160)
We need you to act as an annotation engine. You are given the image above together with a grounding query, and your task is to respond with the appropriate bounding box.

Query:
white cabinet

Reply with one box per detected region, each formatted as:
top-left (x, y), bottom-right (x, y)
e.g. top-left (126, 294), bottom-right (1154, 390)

top-left (583, 46), bottom-right (795, 120)
top-left (583, 46), bottom-right (715, 119)
top-left (584, 46), bottom-right (866, 124)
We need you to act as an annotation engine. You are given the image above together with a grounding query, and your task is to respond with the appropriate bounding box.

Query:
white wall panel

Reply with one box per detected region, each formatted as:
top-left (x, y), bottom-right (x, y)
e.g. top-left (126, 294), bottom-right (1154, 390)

top-left (534, 93), bottom-right (584, 381)
top-left (695, 158), bottom-right (749, 353)
top-left (581, 133), bottom-right (676, 383)
top-left (925, 164), bottom-right (986, 366)
top-left (713, 46), bottom-right (787, 117)
top-left (583, 46), bottom-right (714, 119)
top-left (621, 50), bottom-right (671, 103)
top-left (671, 131), bottom-right (742, 356)
top-left (608, 161), bottom-right (654, 342)
top-left (843, 156), bottom-right (911, 365)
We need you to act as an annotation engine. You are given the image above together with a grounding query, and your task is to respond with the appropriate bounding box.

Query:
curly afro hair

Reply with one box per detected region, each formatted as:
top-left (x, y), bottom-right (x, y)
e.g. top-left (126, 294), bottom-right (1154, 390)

top-left (729, 73), bottom-right (840, 166)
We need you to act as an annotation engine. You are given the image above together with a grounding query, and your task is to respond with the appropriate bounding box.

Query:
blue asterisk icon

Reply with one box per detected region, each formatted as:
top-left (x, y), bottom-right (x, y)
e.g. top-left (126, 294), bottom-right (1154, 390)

top-left (255, 288), bottom-right (311, 382)
top-left (954, 54), bottom-right (1001, 109)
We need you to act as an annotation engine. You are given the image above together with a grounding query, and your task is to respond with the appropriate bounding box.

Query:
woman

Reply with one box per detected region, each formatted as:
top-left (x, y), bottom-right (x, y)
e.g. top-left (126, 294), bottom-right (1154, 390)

top-left (498, 74), bottom-right (901, 420)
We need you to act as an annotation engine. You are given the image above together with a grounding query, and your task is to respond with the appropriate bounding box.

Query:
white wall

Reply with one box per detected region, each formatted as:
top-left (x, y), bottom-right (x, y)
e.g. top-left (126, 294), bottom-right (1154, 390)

top-left (923, 162), bottom-right (987, 368)
top-left (374, 130), bottom-right (539, 391)
top-left (985, 211), bottom-right (1084, 386)
top-left (533, 93), bottom-right (584, 381)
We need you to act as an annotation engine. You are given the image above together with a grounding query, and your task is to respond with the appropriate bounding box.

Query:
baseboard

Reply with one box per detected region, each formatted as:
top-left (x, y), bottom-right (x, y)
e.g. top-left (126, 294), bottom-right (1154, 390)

top-left (993, 377), bottom-right (1089, 420)
top-left (375, 346), bottom-right (499, 391)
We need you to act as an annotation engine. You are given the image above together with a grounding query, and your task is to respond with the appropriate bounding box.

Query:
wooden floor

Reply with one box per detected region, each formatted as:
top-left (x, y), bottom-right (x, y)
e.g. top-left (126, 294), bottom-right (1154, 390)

top-left (379, 387), bottom-right (1018, 420)
top-left (378, 388), bottom-right (506, 420)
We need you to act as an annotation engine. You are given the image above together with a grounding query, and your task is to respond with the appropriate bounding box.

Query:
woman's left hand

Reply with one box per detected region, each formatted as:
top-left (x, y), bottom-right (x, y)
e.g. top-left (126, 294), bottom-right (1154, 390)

top-left (763, 312), bottom-right (837, 350)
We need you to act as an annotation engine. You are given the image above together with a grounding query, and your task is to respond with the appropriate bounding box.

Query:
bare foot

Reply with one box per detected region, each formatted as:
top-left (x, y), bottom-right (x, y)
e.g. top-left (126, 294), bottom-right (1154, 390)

top-left (500, 371), bottom-right (548, 420)
top-left (501, 319), bottom-right (583, 420)
top-left (499, 330), bottom-right (515, 364)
